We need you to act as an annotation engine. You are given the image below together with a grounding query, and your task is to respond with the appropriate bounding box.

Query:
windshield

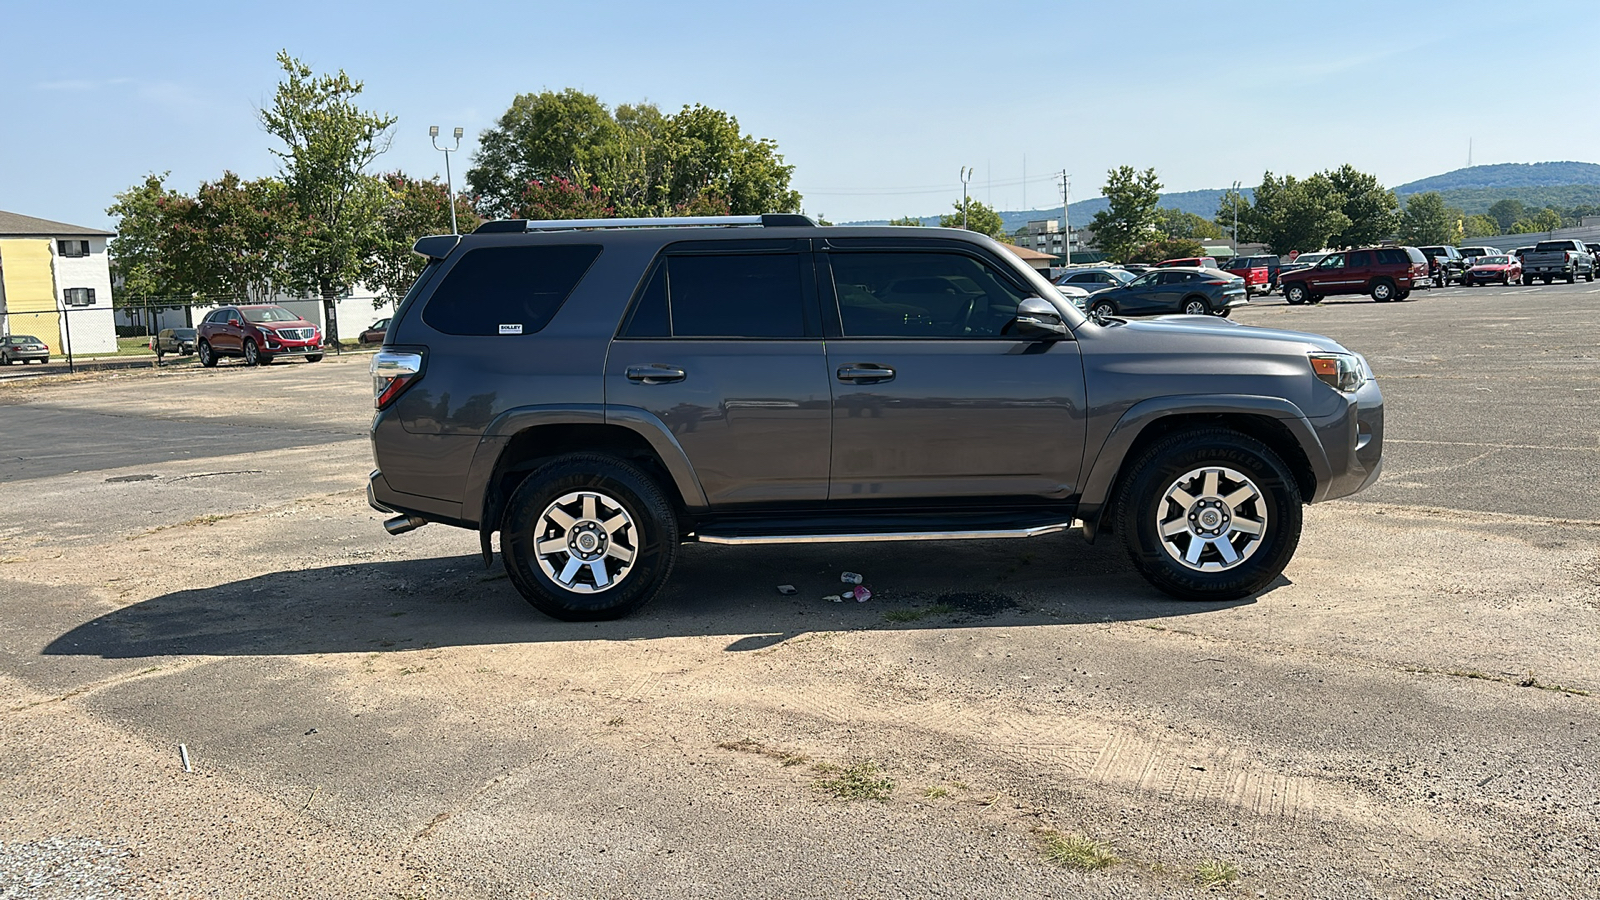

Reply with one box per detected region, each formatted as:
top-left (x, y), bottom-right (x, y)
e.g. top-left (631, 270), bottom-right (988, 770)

top-left (8, 335), bottom-right (41, 343)
top-left (1475, 256), bottom-right (1509, 265)
top-left (1296, 253), bottom-right (1327, 266)
top-left (172, 328), bottom-right (197, 337)
top-left (241, 306), bottom-right (300, 323)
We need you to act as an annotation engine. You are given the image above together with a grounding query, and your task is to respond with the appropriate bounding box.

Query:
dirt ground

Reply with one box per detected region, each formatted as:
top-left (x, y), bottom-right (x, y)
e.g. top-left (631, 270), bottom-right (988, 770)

top-left (2, 284), bottom-right (1597, 898)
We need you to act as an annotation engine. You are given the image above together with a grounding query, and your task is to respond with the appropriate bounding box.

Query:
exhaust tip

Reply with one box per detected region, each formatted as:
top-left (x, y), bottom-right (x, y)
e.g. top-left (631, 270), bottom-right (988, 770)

top-left (384, 514), bottom-right (429, 536)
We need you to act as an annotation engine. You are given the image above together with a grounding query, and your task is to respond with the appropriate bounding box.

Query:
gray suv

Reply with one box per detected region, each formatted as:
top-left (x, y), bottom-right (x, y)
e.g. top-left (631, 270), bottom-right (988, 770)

top-left (369, 215), bottom-right (1384, 621)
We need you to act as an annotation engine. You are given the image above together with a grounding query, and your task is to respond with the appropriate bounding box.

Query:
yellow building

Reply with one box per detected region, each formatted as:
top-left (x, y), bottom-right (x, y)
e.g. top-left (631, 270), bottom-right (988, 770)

top-left (0, 210), bottom-right (118, 355)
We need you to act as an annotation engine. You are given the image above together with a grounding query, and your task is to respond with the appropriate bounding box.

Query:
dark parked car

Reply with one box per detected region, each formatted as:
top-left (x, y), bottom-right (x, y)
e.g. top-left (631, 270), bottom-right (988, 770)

top-left (197, 305), bottom-right (324, 367)
top-left (1084, 267), bottom-right (1248, 320)
top-left (1462, 255), bottom-right (1522, 286)
top-left (0, 334), bottom-right (49, 364)
top-left (1279, 246), bottom-right (1430, 304)
top-left (369, 215), bottom-right (1382, 621)
top-left (360, 317), bottom-right (391, 344)
top-left (1053, 267), bottom-right (1134, 292)
top-left (153, 327), bottom-right (197, 358)
top-left (1417, 245), bottom-right (1465, 286)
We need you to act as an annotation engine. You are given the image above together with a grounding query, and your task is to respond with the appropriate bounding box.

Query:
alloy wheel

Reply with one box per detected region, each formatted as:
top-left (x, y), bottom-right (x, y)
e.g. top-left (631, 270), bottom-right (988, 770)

top-left (1154, 466), bottom-right (1268, 572)
top-left (533, 490), bottom-right (639, 593)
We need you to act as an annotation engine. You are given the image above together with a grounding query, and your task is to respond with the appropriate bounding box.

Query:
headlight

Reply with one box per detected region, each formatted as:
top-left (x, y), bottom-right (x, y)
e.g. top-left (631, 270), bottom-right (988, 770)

top-left (1308, 352), bottom-right (1369, 393)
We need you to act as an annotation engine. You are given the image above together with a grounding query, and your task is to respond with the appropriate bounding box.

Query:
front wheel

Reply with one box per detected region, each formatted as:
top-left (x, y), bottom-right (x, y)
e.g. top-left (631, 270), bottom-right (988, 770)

top-left (1182, 298), bottom-right (1209, 316)
top-left (500, 454), bottom-right (679, 621)
top-left (1283, 283), bottom-right (1308, 305)
top-left (305, 354), bottom-right (323, 363)
top-left (1089, 300), bottom-right (1116, 323)
top-left (1116, 428), bottom-right (1303, 602)
top-left (198, 341), bottom-right (217, 368)
top-left (243, 340), bottom-right (260, 366)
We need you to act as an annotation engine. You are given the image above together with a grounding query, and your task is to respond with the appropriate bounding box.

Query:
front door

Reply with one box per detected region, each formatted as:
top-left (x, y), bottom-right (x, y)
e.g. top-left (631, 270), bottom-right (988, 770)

top-left (604, 243), bottom-right (832, 507)
top-left (820, 244), bottom-right (1087, 502)
top-left (1304, 253), bottom-right (1350, 294)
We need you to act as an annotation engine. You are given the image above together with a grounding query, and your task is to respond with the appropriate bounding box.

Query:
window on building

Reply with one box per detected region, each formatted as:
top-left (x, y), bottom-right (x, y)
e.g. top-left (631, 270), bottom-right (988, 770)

top-left (57, 240), bottom-right (90, 258)
top-left (63, 287), bottom-right (96, 306)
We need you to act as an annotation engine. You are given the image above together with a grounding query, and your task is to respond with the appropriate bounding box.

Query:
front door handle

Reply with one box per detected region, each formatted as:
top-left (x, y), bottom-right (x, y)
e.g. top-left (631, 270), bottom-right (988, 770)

top-left (625, 364), bottom-right (686, 385)
top-left (837, 364), bottom-right (895, 384)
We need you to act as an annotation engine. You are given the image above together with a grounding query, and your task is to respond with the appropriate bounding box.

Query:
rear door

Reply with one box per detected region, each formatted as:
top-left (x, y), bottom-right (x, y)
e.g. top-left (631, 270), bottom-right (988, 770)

top-left (604, 240), bottom-right (832, 506)
top-left (1345, 249), bottom-right (1374, 292)
top-left (819, 241), bottom-right (1086, 501)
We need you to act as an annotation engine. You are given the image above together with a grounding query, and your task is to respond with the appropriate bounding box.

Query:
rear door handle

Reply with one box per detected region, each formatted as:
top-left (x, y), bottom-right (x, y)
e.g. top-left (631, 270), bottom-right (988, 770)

top-left (837, 364), bottom-right (895, 384)
top-left (625, 364), bottom-right (686, 385)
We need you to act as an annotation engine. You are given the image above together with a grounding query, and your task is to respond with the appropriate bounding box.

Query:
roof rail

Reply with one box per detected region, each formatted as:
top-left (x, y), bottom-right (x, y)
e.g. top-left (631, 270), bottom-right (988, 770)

top-left (472, 214), bottom-right (816, 234)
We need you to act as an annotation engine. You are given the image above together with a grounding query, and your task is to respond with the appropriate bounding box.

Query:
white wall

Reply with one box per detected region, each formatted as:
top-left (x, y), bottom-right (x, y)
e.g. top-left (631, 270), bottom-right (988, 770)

top-left (51, 237), bottom-right (117, 353)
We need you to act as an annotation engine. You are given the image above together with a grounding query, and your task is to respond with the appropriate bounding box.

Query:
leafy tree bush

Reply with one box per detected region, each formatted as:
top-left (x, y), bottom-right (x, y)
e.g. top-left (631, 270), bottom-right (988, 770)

top-left (939, 198), bottom-right (1005, 238)
top-left (1090, 166), bottom-right (1162, 262)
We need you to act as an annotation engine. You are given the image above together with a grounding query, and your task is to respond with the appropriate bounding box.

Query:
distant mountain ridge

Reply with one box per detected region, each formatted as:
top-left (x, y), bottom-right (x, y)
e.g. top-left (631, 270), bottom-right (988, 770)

top-left (1393, 161), bottom-right (1600, 194)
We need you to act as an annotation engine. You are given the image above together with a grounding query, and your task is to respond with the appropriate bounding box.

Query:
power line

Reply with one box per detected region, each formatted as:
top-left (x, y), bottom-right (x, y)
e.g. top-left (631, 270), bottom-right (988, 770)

top-left (798, 172), bottom-right (1066, 197)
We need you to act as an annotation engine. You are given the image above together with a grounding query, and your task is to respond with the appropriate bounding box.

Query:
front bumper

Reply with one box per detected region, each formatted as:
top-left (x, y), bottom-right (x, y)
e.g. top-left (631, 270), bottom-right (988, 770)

top-left (1310, 376), bottom-right (1384, 502)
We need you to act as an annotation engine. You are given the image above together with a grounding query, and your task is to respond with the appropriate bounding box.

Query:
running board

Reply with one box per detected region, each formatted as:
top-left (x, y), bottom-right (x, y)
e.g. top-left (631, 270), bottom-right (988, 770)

top-left (693, 520), bottom-right (1078, 546)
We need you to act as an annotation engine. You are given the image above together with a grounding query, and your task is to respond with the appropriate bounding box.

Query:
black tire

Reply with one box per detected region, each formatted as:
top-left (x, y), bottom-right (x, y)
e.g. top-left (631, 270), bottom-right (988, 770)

top-left (1395, 289), bottom-right (1412, 301)
top-left (1566, 270), bottom-right (1577, 285)
top-left (1371, 280), bottom-right (1395, 302)
top-left (1215, 307), bottom-right (1231, 318)
top-left (1543, 276), bottom-right (1553, 285)
top-left (258, 353), bottom-right (274, 366)
top-left (1309, 294), bottom-right (1324, 304)
top-left (305, 354), bottom-right (323, 363)
top-left (1283, 283), bottom-right (1308, 305)
top-left (0, 355), bottom-right (9, 366)
top-left (500, 454), bottom-right (679, 621)
top-left (1587, 269), bottom-right (1595, 283)
top-left (243, 340), bottom-right (260, 366)
top-left (1089, 300), bottom-right (1116, 322)
top-left (1115, 428), bottom-right (1303, 602)
top-left (199, 341), bottom-right (218, 368)
top-left (1522, 275), bottom-right (1533, 286)
top-left (1182, 298), bottom-right (1209, 316)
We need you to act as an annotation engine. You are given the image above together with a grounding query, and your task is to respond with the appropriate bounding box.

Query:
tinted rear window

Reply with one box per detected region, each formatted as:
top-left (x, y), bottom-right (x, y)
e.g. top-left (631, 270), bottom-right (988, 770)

top-left (666, 254), bottom-right (806, 338)
top-left (1376, 248), bottom-right (1410, 265)
top-left (422, 245), bottom-right (602, 336)
top-left (1534, 241), bottom-right (1575, 252)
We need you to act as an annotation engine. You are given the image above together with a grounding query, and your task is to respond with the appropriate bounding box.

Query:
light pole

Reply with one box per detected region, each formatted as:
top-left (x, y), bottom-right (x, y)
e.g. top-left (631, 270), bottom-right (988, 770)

top-left (430, 125), bottom-right (465, 235)
top-left (1231, 180), bottom-right (1241, 256)
top-left (960, 166), bottom-right (974, 230)
top-left (1059, 170), bottom-right (1071, 265)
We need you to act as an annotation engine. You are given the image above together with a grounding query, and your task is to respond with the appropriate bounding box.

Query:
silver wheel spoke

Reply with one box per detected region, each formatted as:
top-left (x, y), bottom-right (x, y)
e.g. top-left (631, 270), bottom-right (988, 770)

top-left (1168, 488), bottom-right (1198, 511)
top-left (1202, 470), bottom-right (1219, 498)
top-left (605, 542), bottom-right (635, 564)
top-left (1160, 518), bottom-right (1190, 537)
top-left (546, 507), bottom-right (577, 530)
top-left (581, 494), bottom-right (597, 522)
top-left (1231, 518), bottom-right (1264, 536)
top-left (1214, 537), bottom-right (1239, 565)
top-left (536, 538), bottom-right (568, 555)
top-left (588, 560), bottom-right (610, 589)
top-left (1222, 485), bottom-right (1257, 508)
top-left (1184, 536), bottom-right (1207, 564)
top-left (599, 513), bottom-right (629, 536)
top-left (556, 556), bottom-right (583, 586)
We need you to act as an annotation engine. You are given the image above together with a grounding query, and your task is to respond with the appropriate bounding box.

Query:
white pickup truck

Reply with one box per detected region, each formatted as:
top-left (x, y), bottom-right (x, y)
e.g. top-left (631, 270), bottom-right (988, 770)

top-left (1520, 239), bottom-right (1595, 284)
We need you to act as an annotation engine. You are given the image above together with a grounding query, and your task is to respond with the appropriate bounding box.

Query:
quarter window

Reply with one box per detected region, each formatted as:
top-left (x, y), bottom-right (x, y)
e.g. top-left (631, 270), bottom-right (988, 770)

top-left (422, 245), bottom-right (602, 336)
top-left (830, 252), bottom-right (1032, 338)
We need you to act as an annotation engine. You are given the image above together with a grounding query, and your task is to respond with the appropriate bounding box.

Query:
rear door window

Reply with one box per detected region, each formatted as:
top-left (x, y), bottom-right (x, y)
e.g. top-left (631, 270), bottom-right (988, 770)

top-left (662, 254), bottom-right (808, 338)
top-left (1348, 250), bottom-right (1373, 267)
top-left (422, 244), bottom-right (602, 336)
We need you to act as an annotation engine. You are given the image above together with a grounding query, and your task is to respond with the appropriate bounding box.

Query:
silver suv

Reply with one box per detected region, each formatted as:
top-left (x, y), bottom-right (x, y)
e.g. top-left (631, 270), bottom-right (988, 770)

top-left (369, 215), bottom-right (1384, 620)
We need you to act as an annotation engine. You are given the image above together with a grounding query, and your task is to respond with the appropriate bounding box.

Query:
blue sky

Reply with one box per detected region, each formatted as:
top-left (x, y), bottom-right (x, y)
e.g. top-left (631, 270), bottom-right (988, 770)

top-left (5, 0), bottom-right (1596, 230)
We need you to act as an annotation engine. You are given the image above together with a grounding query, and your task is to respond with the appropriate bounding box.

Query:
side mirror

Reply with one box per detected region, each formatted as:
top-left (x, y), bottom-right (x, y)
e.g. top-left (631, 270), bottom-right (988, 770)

top-left (1008, 297), bottom-right (1070, 339)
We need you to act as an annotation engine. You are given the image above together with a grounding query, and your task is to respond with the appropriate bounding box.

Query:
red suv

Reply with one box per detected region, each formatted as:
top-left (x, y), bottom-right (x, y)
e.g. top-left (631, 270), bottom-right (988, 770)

top-left (1278, 246), bottom-right (1429, 305)
top-left (197, 304), bottom-right (324, 366)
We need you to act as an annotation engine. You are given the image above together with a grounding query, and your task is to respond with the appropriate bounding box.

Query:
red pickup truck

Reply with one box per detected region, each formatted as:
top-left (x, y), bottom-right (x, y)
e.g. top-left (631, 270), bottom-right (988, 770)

top-left (1223, 257), bottom-right (1271, 296)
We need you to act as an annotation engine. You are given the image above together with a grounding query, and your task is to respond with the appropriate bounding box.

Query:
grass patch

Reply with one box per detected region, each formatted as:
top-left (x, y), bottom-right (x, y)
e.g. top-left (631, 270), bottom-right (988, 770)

top-left (813, 761), bottom-right (894, 801)
top-left (1034, 828), bottom-right (1119, 871)
top-left (605, 716), bottom-right (625, 727)
top-left (1195, 859), bottom-right (1240, 888)
top-left (716, 738), bottom-right (810, 767)
top-left (922, 785), bottom-right (955, 799)
top-left (882, 602), bottom-right (956, 623)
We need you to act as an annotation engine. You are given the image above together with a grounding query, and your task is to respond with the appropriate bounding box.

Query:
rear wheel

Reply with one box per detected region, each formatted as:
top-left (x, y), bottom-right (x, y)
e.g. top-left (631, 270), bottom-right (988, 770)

top-left (1522, 275), bottom-right (1533, 286)
top-left (1116, 428), bottom-right (1303, 602)
top-left (1183, 298), bottom-right (1209, 316)
top-left (1394, 289), bottom-right (1412, 301)
top-left (1371, 280), bottom-right (1395, 302)
top-left (1283, 283), bottom-right (1308, 305)
top-left (1567, 270), bottom-right (1577, 284)
top-left (198, 341), bottom-right (217, 368)
top-left (501, 454), bottom-right (679, 621)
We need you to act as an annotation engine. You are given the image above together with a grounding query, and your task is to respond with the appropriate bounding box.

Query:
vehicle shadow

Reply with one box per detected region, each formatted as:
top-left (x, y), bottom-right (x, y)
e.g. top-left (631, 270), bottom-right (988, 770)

top-left (43, 537), bottom-right (1266, 660)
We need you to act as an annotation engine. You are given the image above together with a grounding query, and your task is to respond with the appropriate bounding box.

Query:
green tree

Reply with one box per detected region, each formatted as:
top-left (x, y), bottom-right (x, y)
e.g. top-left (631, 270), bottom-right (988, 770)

top-left (1089, 166), bottom-right (1163, 262)
top-left (168, 172), bottom-right (292, 302)
top-left (466, 89), bottom-right (624, 218)
top-left (1155, 207), bottom-right (1222, 240)
top-left (1325, 164), bottom-right (1399, 248)
top-left (939, 197), bottom-right (1004, 238)
top-left (365, 172), bottom-right (482, 306)
top-left (1487, 198), bottom-right (1525, 233)
top-left (888, 215), bottom-right (925, 227)
top-left (1511, 207), bottom-right (1563, 233)
top-left (1398, 192), bottom-right (1457, 244)
top-left (1214, 188), bottom-right (1253, 245)
top-left (1461, 214), bottom-right (1501, 240)
top-left (260, 50), bottom-right (397, 345)
top-left (106, 173), bottom-right (185, 301)
top-left (1247, 171), bottom-right (1350, 254)
top-left (512, 176), bottom-right (616, 220)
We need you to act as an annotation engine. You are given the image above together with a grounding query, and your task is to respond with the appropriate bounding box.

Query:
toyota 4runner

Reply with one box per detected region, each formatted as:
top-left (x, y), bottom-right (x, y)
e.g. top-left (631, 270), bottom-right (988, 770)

top-left (369, 215), bottom-right (1384, 621)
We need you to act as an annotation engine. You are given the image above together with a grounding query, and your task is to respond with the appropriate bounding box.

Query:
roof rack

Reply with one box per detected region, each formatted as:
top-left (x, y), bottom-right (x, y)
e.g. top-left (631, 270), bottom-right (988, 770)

top-left (474, 214), bottom-right (816, 234)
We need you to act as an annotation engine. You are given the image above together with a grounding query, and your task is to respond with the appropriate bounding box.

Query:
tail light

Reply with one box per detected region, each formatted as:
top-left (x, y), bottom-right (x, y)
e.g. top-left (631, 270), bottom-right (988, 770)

top-left (371, 349), bottom-right (424, 410)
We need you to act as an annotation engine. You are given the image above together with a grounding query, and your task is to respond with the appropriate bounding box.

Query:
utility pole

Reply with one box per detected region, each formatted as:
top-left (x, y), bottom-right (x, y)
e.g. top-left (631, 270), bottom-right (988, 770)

top-left (1231, 180), bottom-right (1241, 255)
top-left (1058, 170), bottom-right (1072, 265)
top-left (960, 166), bottom-right (974, 230)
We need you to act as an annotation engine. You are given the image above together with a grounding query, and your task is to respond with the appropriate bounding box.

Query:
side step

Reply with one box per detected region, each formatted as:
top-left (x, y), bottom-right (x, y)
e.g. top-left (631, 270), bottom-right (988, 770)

top-left (694, 520), bottom-right (1077, 546)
